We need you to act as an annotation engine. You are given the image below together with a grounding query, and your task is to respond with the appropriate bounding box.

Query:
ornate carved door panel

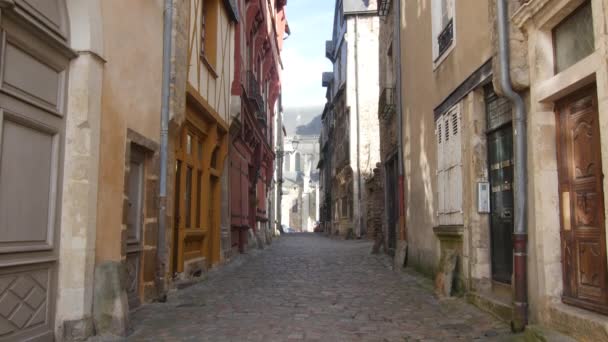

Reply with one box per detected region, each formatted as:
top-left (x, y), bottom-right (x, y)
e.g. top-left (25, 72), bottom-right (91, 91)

top-left (557, 86), bottom-right (608, 314)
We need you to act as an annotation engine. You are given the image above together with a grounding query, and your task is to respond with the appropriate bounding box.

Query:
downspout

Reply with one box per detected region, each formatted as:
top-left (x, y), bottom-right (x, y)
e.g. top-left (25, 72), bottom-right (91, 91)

top-left (277, 94), bottom-right (283, 234)
top-left (496, 0), bottom-right (528, 332)
top-left (157, 0), bottom-right (173, 301)
top-left (354, 16), bottom-right (363, 237)
top-left (395, 0), bottom-right (406, 246)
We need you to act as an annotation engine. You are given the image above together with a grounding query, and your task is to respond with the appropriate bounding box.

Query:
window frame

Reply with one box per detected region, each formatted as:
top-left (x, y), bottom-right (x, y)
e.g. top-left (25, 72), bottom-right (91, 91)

top-left (435, 103), bottom-right (463, 225)
top-left (431, 0), bottom-right (456, 68)
top-left (551, 0), bottom-right (595, 75)
top-left (200, 0), bottom-right (219, 71)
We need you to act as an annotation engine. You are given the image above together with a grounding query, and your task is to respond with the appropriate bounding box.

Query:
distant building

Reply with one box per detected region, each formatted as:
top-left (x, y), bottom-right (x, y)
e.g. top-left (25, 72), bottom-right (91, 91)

top-left (282, 135), bottom-right (320, 232)
top-left (319, 0), bottom-right (381, 238)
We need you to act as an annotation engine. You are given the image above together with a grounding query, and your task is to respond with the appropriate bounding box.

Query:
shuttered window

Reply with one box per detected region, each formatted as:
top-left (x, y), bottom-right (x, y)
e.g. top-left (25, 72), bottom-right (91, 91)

top-left (436, 104), bottom-right (463, 225)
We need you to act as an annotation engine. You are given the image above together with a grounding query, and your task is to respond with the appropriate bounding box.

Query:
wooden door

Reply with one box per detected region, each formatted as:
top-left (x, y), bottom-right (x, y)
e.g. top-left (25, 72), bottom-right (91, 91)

top-left (385, 156), bottom-right (398, 255)
top-left (488, 125), bottom-right (514, 284)
top-left (557, 86), bottom-right (608, 314)
top-left (0, 6), bottom-right (71, 341)
top-left (173, 124), bottom-right (207, 274)
top-left (125, 147), bottom-right (145, 309)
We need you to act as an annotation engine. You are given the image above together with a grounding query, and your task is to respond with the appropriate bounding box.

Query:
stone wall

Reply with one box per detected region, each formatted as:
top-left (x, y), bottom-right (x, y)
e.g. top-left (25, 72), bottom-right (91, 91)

top-left (365, 166), bottom-right (384, 241)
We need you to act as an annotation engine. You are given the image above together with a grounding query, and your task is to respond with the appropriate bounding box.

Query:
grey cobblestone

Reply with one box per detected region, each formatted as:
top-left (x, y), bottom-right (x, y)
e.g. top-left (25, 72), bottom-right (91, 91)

top-left (127, 234), bottom-right (511, 341)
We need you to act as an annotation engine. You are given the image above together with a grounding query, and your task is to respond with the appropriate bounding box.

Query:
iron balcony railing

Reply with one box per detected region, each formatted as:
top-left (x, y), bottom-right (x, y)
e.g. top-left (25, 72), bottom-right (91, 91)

top-left (246, 71), bottom-right (264, 111)
top-left (257, 109), bottom-right (267, 127)
top-left (378, 0), bottom-right (392, 16)
top-left (379, 87), bottom-right (396, 120)
top-left (437, 19), bottom-right (454, 58)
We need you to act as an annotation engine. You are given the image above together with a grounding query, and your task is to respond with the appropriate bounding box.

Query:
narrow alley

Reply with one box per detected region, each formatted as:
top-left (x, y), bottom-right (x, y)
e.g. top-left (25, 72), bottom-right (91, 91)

top-left (127, 234), bottom-right (509, 341)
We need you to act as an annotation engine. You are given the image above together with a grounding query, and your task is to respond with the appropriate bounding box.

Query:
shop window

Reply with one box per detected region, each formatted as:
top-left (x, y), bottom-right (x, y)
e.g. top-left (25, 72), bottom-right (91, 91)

top-left (210, 147), bottom-right (219, 169)
top-left (436, 104), bottom-right (463, 225)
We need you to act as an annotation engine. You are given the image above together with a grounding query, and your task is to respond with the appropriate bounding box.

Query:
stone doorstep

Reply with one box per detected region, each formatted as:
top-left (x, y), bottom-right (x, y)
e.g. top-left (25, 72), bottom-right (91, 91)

top-left (547, 301), bottom-right (608, 342)
top-left (467, 291), bottom-right (513, 323)
top-left (512, 325), bottom-right (578, 342)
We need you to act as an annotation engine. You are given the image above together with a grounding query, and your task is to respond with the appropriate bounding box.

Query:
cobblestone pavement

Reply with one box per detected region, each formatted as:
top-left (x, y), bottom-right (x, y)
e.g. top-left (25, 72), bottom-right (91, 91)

top-left (128, 234), bottom-right (511, 341)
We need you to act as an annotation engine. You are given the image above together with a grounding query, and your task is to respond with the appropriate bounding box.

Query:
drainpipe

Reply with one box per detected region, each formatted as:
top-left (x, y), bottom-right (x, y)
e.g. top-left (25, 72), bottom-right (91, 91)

top-left (354, 16), bottom-right (363, 238)
top-left (395, 0), bottom-right (406, 245)
top-left (277, 94), bottom-right (283, 234)
top-left (157, 0), bottom-right (173, 301)
top-left (496, 0), bottom-right (528, 332)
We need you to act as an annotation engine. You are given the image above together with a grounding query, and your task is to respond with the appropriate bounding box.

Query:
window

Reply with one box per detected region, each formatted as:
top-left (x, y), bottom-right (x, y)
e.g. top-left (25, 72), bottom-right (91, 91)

top-left (295, 153), bottom-right (301, 172)
top-left (553, 1), bottom-right (594, 73)
top-left (341, 197), bottom-right (348, 218)
top-left (431, 0), bottom-right (455, 62)
top-left (436, 104), bottom-right (463, 225)
top-left (200, 0), bottom-right (219, 67)
top-left (127, 147), bottom-right (145, 243)
top-left (210, 147), bottom-right (219, 169)
top-left (285, 154), bottom-right (291, 172)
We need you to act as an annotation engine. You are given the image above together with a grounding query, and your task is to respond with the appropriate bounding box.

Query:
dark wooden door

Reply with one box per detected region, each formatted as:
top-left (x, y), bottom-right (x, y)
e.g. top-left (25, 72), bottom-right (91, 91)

top-left (488, 125), bottom-right (514, 284)
top-left (384, 156), bottom-right (398, 255)
top-left (126, 147), bottom-right (145, 309)
top-left (557, 86), bottom-right (608, 314)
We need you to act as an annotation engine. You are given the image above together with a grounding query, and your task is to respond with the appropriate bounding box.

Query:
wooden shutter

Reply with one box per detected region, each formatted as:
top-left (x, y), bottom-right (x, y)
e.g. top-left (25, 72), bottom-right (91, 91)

top-left (436, 104), bottom-right (463, 225)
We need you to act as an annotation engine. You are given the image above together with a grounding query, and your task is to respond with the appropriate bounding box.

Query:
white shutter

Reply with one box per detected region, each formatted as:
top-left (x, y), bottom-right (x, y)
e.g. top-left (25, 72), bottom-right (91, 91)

top-left (436, 104), bottom-right (463, 225)
top-left (436, 119), bottom-right (445, 215)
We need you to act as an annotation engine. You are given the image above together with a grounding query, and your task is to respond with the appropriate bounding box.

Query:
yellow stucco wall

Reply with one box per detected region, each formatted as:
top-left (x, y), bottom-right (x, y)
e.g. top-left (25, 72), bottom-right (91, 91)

top-left (400, 0), bottom-right (493, 274)
top-left (96, 0), bottom-right (163, 262)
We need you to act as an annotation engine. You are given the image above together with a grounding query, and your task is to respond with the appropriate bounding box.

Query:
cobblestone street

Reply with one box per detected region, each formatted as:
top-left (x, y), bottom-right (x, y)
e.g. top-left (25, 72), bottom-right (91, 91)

top-left (127, 234), bottom-right (511, 341)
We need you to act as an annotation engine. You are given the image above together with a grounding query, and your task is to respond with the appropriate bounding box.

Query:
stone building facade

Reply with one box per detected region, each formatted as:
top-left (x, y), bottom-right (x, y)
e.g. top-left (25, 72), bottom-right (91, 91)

top-left (319, 0), bottom-right (381, 239)
top-left (281, 135), bottom-right (320, 232)
top-left (377, 0), bottom-right (608, 339)
top-left (508, 0), bottom-right (608, 339)
top-left (376, 0), bottom-right (401, 255)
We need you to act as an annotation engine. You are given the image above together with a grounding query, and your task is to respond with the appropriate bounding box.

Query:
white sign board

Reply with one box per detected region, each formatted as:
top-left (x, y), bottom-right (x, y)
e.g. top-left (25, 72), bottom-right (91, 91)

top-left (478, 182), bottom-right (490, 213)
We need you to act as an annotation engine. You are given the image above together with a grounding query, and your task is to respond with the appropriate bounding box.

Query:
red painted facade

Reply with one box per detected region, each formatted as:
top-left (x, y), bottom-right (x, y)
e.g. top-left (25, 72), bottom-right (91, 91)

top-left (229, 0), bottom-right (288, 252)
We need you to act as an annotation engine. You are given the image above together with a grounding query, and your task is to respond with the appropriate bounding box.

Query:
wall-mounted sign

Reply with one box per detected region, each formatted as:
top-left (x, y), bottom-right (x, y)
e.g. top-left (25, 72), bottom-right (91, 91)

top-left (478, 182), bottom-right (490, 213)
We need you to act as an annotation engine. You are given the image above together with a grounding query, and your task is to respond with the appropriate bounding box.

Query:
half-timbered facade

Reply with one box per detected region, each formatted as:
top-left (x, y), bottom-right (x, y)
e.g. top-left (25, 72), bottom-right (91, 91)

top-left (168, 0), bottom-right (238, 279)
top-left (228, 0), bottom-right (288, 253)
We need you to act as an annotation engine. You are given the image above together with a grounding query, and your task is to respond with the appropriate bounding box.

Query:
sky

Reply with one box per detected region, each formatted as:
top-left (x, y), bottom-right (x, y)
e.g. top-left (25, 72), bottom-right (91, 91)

top-left (281, 0), bottom-right (335, 109)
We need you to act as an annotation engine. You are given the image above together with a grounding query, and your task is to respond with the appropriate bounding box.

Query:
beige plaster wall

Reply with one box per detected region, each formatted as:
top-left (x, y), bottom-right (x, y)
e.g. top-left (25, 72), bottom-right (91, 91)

top-left (96, 0), bottom-right (163, 262)
top-left (400, 0), bottom-right (493, 275)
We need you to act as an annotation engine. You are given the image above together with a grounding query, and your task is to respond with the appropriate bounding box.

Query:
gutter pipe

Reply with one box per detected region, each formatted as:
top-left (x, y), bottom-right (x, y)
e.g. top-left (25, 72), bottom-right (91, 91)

top-left (354, 16), bottom-right (363, 237)
top-left (157, 0), bottom-right (173, 301)
top-left (496, 0), bottom-right (528, 332)
top-left (395, 0), bottom-right (406, 246)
